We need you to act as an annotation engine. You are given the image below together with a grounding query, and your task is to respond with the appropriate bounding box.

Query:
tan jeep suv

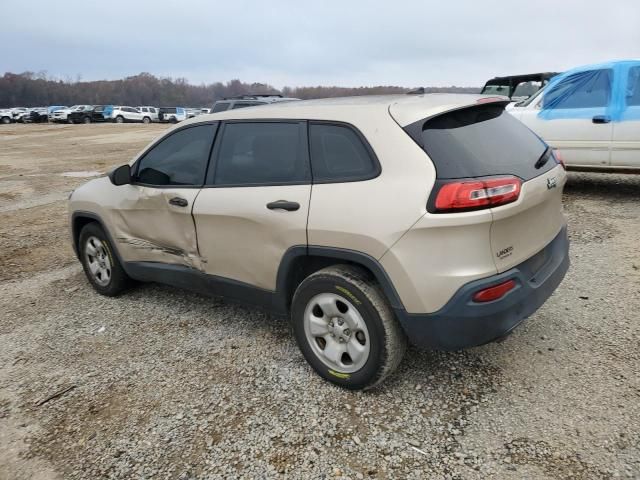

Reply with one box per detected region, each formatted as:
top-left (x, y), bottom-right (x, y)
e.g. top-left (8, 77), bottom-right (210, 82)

top-left (69, 94), bottom-right (569, 389)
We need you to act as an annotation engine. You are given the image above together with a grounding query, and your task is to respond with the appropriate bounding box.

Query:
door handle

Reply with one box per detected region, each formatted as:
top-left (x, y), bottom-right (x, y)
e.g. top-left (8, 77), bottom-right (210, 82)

top-left (266, 200), bottom-right (300, 211)
top-left (168, 197), bottom-right (189, 207)
top-left (592, 115), bottom-right (611, 124)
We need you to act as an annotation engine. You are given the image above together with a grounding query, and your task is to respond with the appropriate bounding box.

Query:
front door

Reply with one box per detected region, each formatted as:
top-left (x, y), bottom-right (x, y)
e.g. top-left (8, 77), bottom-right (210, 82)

top-left (612, 63), bottom-right (640, 168)
top-left (517, 68), bottom-right (614, 168)
top-left (109, 123), bottom-right (218, 269)
top-left (193, 121), bottom-right (311, 291)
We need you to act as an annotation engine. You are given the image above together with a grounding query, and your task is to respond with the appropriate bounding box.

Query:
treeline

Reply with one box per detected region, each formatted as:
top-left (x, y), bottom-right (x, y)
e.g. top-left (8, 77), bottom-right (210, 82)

top-left (0, 72), bottom-right (479, 107)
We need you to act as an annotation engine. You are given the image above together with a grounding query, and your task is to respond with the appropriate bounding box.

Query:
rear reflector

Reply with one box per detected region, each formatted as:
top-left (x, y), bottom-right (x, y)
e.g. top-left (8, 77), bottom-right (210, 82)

top-left (434, 176), bottom-right (522, 212)
top-left (472, 279), bottom-right (516, 303)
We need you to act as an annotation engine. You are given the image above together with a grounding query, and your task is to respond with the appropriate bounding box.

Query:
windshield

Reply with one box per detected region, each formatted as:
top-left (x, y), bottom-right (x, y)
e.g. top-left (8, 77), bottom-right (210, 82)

top-left (481, 85), bottom-right (510, 96)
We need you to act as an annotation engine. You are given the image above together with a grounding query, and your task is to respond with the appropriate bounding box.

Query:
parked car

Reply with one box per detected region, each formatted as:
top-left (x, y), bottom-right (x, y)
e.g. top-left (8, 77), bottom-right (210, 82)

top-left (481, 72), bottom-right (558, 102)
top-left (28, 108), bottom-right (50, 123)
top-left (107, 106), bottom-right (153, 124)
top-left (10, 107), bottom-right (29, 121)
top-left (52, 105), bottom-right (93, 123)
top-left (509, 60), bottom-right (640, 171)
top-left (185, 108), bottom-right (202, 119)
top-left (0, 109), bottom-right (14, 124)
top-left (136, 106), bottom-right (159, 122)
top-left (158, 107), bottom-right (187, 123)
top-left (13, 108), bottom-right (33, 123)
top-left (211, 94), bottom-right (299, 113)
top-left (68, 105), bottom-right (105, 124)
top-left (69, 94), bottom-right (569, 389)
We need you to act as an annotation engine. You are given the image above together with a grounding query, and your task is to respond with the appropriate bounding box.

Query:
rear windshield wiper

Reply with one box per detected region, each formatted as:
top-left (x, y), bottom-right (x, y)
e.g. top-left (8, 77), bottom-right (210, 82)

top-left (534, 147), bottom-right (551, 169)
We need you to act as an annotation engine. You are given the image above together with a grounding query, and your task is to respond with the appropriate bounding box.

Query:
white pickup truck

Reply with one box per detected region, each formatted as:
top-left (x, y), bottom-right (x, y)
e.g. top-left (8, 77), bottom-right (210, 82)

top-left (509, 60), bottom-right (640, 171)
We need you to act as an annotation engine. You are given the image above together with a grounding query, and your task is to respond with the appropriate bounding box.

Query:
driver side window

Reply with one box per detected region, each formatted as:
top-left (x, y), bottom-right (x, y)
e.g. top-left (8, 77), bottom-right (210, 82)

top-left (135, 124), bottom-right (217, 186)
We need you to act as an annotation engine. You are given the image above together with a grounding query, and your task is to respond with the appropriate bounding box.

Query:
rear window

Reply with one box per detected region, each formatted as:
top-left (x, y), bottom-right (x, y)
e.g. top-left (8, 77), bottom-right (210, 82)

top-left (212, 102), bottom-right (230, 113)
top-left (405, 104), bottom-right (551, 180)
top-left (160, 108), bottom-right (177, 114)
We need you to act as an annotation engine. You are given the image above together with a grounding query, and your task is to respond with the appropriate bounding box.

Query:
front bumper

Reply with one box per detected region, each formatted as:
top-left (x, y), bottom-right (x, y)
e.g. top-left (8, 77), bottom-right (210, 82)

top-left (394, 226), bottom-right (569, 350)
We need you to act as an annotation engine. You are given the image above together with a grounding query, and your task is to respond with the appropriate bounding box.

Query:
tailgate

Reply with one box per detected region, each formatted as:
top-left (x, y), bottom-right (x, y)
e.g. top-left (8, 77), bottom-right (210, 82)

top-left (491, 165), bottom-right (566, 272)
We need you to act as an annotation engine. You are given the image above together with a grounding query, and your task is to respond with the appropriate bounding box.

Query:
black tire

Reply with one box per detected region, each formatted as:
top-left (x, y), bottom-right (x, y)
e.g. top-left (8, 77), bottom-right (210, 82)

top-left (0, 116), bottom-right (10, 124)
top-left (83, 116), bottom-right (91, 124)
top-left (142, 116), bottom-right (151, 124)
top-left (78, 222), bottom-right (132, 296)
top-left (291, 265), bottom-right (407, 390)
top-left (169, 116), bottom-right (177, 124)
top-left (115, 116), bottom-right (124, 124)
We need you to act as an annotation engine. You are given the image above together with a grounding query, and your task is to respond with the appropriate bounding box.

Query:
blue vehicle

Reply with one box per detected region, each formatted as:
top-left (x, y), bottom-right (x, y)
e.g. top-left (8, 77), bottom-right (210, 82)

top-left (509, 60), bottom-right (640, 171)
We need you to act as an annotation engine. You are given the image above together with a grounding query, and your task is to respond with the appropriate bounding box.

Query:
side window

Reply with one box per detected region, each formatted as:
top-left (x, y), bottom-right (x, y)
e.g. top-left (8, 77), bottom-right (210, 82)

top-left (543, 69), bottom-right (612, 109)
top-left (231, 102), bottom-right (261, 109)
top-left (626, 66), bottom-right (640, 107)
top-left (135, 124), bottom-right (217, 186)
top-left (210, 122), bottom-right (308, 185)
top-left (212, 102), bottom-right (230, 113)
top-left (309, 123), bottom-right (379, 182)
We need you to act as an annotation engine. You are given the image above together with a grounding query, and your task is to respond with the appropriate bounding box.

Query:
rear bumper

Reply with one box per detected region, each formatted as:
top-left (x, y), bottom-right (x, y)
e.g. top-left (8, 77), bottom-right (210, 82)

top-left (394, 225), bottom-right (569, 350)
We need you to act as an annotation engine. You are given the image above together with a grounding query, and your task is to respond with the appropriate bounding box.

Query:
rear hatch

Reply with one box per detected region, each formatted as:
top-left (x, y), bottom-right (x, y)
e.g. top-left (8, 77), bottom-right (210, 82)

top-left (400, 101), bottom-right (566, 272)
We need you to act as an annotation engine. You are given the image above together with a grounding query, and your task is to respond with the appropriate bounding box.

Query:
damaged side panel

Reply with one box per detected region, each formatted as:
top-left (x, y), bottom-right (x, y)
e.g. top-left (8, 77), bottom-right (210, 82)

top-left (74, 178), bottom-right (205, 270)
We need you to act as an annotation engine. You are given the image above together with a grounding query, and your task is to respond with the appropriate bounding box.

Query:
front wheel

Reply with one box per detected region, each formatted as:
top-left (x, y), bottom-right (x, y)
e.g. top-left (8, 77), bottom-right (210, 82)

top-left (79, 222), bottom-right (132, 296)
top-left (291, 265), bottom-right (407, 390)
top-left (0, 116), bottom-right (10, 124)
top-left (83, 116), bottom-right (91, 124)
top-left (142, 116), bottom-right (151, 124)
top-left (115, 116), bottom-right (124, 124)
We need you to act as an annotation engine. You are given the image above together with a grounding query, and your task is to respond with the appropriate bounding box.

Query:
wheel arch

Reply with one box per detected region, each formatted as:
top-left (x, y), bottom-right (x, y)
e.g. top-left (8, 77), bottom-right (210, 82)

top-left (275, 246), bottom-right (404, 314)
top-left (71, 211), bottom-right (125, 266)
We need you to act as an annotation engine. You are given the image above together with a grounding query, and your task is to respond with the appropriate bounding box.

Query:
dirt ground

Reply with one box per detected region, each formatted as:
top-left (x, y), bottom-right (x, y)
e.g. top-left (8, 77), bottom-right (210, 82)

top-left (0, 123), bottom-right (639, 479)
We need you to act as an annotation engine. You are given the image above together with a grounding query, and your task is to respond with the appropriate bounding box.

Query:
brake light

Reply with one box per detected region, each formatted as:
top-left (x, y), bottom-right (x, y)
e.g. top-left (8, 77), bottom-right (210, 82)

top-left (434, 176), bottom-right (522, 212)
top-left (553, 149), bottom-right (566, 170)
top-left (472, 279), bottom-right (516, 303)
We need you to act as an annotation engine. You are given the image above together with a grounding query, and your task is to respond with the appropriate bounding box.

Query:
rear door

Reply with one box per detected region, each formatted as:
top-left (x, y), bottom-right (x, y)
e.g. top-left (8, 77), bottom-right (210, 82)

top-left (405, 103), bottom-right (566, 272)
top-left (192, 121), bottom-right (311, 290)
top-left (611, 64), bottom-right (640, 168)
top-left (516, 68), bottom-right (614, 168)
top-left (108, 123), bottom-right (217, 269)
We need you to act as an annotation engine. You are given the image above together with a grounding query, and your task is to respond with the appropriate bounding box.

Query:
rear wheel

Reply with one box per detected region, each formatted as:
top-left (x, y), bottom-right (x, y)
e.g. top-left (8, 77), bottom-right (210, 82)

top-left (115, 116), bottom-right (124, 124)
top-left (0, 116), bottom-right (10, 124)
top-left (291, 265), bottom-right (406, 390)
top-left (79, 222), bottom-right (132, 296)
top-left (169, 116), bottom-right (177, 124)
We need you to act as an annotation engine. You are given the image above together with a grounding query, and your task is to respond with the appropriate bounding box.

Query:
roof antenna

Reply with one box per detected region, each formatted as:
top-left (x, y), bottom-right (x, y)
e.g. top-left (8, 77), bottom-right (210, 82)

top-left (407, 87), bottom-right (425, 95)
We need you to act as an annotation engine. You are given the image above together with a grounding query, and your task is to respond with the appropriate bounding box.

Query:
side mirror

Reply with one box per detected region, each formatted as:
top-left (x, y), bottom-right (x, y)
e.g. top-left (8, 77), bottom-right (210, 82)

top-left (109, 164), bottom-right (131, 186)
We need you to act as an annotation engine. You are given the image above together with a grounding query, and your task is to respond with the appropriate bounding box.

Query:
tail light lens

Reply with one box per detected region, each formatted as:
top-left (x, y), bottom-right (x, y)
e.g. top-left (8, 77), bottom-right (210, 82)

top-left (433, 176), bottom-right (522, 212)
top-left (552, 149), bottom-right (566, 170)
top-left (472, 279), bottom-right (516, 303)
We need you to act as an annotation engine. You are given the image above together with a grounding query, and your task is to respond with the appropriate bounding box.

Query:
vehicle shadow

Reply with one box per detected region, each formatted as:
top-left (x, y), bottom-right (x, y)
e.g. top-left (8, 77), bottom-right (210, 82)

top-left (564, 171), bottom-right (640, 201)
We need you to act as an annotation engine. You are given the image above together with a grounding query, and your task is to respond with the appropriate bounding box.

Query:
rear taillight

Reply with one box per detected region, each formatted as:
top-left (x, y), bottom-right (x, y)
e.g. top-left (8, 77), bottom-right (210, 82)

top-left (433, 176), bottom-right (522, 212)
top-left (472, 279), bottom-right (516, 303)
top-left (553, 149), bottom-right (566, 170)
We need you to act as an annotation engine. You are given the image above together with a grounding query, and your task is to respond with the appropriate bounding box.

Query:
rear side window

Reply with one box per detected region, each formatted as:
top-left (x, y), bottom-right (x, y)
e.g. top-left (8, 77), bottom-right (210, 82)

top-left (210, 122), bottom-right (309, 185)
top-left (405, 104), bottom-right (551, 180)
top-left (231, 102), bottom-right (261, 109)
top-left (135, 124), bottom-right (217, 186)
top-left (309, 123), bottom-right (378, 182)
top-left (543, 69), bottom-right (612, 109)
top-left (212, 102), bottom-right (230, 113)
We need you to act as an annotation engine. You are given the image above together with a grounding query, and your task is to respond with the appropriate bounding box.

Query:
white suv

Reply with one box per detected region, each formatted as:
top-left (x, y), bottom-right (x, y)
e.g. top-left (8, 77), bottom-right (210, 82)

top-left (137, 106), bottom-right (159, 122)
top-left (108, 106), bottom-right (152, 124)
top-left (69, 94), bottom-right (569, 389)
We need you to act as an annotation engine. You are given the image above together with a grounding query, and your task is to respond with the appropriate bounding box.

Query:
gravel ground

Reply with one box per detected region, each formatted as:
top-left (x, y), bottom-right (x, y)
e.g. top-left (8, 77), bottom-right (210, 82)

top-left (0, 124), bottom-right (639, 479)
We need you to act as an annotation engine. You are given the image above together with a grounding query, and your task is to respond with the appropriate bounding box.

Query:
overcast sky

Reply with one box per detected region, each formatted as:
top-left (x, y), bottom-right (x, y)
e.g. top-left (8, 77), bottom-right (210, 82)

top-left (1, 0), bottom-right (638, 88)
